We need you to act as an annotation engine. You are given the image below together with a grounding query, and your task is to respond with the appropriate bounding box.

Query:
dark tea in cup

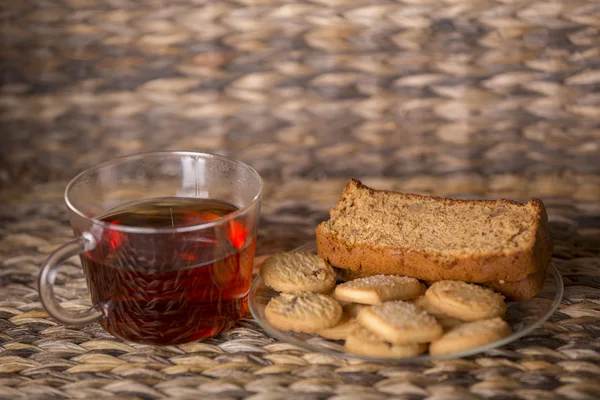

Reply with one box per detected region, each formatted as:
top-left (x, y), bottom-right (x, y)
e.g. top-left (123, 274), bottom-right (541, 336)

top-left (39, 152), bottom-right (262, 345)
top-left (84, 197), bottom-right (256, 345)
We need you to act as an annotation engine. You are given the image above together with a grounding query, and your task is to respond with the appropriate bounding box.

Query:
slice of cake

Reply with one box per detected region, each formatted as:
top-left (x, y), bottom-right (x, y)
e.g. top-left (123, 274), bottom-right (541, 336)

top-left (316, 179), bottom-right (552, 287)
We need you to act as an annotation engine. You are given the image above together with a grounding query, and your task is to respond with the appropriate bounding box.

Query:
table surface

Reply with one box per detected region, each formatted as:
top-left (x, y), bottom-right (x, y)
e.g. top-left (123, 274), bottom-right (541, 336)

top-left (1, 0), bottom-right (600, 399)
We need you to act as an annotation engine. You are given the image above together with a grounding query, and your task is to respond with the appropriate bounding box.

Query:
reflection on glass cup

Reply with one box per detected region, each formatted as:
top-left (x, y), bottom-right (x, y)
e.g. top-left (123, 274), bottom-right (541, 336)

top-left (39, 152), bottom-right (263, 345)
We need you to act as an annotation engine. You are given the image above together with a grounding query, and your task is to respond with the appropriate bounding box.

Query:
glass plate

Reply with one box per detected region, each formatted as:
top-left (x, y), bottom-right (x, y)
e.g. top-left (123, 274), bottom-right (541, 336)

top-left (249, 243), bottom-right (564, 362)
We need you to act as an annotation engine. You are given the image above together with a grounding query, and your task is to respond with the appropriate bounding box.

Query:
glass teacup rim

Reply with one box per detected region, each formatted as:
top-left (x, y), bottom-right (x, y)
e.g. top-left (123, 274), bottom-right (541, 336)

top-left (64, 151), bottom-right (264, 234)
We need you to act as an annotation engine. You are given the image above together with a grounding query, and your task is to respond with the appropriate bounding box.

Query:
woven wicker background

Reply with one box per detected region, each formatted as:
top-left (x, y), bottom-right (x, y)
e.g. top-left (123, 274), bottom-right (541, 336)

top-left (1, 0), bottom-right (600, 398)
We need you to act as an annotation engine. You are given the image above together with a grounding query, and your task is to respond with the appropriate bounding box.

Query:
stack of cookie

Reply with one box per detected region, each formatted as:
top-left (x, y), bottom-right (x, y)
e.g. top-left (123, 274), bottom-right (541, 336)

top-left (260, 252), bottom-right (512, 358)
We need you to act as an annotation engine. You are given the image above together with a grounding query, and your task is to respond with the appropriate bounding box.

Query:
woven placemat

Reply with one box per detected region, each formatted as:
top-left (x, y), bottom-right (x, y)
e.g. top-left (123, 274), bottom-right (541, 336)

top-left (0, 177), bottom-right (599, 399)
top-left (1, 0), bottom-right (600, 192)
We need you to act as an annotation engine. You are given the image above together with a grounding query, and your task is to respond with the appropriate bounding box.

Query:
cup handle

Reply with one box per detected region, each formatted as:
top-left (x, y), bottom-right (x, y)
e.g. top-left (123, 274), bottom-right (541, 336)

top-left (38, 233), bottom-right (103, 326)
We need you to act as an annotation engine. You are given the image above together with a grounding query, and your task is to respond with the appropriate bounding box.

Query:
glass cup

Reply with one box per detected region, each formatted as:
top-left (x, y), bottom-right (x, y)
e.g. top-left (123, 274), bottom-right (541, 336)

top-left (39, 151), bottom-right (263, 345)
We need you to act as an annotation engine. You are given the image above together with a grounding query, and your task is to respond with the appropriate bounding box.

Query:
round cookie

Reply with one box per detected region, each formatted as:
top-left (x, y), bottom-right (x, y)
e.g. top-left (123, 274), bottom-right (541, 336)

top-left (265, 292), bottom-right (342, 333)
top-left (318, 314), bottom-right (359, 340)
top-left (429, 317), bottom-right (512, 356)
top-left (413, 296), bottom-right (464, 330)
top-left (425, 281), bottom-right (506, 322)
top-left (260, 252), bottom-right (336, 294)
top-left (335, 275), bottom-right (425, 305)
top-left (357, 301), bottom-right (443, 344)
top-left (345, 326), bottom-right (428, 358)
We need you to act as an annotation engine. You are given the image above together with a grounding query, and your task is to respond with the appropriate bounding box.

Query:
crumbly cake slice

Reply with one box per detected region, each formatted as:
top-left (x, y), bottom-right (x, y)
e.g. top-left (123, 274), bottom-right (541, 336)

top-left (480, 264), bottom-right (548, 301)
top-left (316, 179), bottom-right (552, 283)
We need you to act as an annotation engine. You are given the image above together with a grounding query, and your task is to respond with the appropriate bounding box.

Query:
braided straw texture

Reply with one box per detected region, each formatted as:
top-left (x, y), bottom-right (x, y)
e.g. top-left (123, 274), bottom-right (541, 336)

top-left (1, 0), bottom-right (599, 186)
top-left (1, 0), bottom-right (600, 398)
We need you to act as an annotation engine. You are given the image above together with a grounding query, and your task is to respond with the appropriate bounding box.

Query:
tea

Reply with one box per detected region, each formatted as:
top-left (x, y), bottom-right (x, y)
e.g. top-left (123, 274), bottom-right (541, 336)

top-left (81, 197), bottom-right (256, 345)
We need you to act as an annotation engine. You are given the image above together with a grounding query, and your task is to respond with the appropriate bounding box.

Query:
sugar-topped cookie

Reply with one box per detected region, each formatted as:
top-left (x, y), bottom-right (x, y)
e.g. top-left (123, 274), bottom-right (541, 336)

top-left (345, 326), bottom-right (427, 358)
top-left (429, 317), bottom-right (511, 355)
top-left (413, 296), bottom-right (464, 330)
top-left (357, 301), bottom-right (443, 344)
top-left (335, 275), bottom-right (425, 304)
top-left (425, 281), bottom-right (506, 322)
